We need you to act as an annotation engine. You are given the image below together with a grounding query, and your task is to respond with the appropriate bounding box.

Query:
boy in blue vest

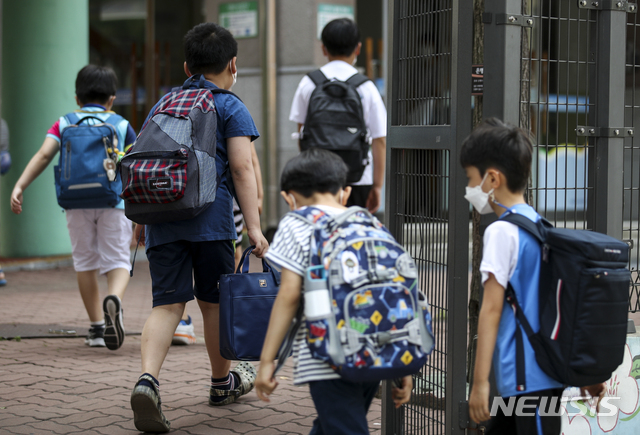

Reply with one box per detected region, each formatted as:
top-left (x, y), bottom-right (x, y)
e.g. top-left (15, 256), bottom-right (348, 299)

top-left (461, 118), bottom-right (604, 434)
top-left (255, 148), bottom-right (412, 435)
top-left (129, 23), bottom-right (268, 433)
top-left (10, 65), bottom-right (136, 351)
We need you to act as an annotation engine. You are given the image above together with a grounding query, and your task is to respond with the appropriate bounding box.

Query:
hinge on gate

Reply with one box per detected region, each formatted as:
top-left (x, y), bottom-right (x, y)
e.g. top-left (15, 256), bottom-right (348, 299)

top-left (578, 0), bottom-right (637, 13)
top-left (494, 13), bottom-right (535, 27)
top-left (459, 401), bottom-right (487, 432)
top-left (575, 126), bottom-right (635, 137)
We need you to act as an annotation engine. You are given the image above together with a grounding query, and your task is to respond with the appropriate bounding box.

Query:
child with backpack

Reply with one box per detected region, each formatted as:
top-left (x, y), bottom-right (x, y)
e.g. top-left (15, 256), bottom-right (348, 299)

top-left (10, 65), bottom-right (136, 351)
top-left (128, 22), bottom-right (268, 433)
top-left (289, 18), bottom-right (387, 213)
top-left (256, 148), bottom-right (427, 435)
top-left (461, 118), bottom-right (608, 433)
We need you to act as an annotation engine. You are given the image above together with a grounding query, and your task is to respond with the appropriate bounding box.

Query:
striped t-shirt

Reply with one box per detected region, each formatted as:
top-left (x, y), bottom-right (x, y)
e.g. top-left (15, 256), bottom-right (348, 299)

top-left (265, 205), bottom-right (343, 385)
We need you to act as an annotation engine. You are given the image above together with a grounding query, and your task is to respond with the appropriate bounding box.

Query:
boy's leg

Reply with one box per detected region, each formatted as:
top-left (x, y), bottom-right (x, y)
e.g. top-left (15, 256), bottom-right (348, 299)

top-left (105, 267), bottom-right (130, 300)
top-left (131, 241), bottom-right (195, 432)
top-left (140, 302), bottom-right (185, 377)
top-left (197, 300), bottom-right (231, 377)
top-left (76, 270), bottom-right (102, 322)
top-left (308, 379), bottom-right (380, 435)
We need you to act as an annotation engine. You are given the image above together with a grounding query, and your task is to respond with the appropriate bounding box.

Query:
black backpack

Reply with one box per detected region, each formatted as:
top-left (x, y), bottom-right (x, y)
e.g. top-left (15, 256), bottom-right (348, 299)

top-left (501, 213), bottom-right (630, 388)
top-left (300, 69), bottom-right (370, 184)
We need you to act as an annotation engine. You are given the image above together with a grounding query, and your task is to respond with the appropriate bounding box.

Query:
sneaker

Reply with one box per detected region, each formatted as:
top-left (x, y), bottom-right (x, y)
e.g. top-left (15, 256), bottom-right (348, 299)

top-left (103, 295), bottom-right (125, 350)
top-left (172, 316), bottom-right (196, 345)
top-left (131, 375), bottom-right (170, 433)
top-left (85, 325), bottom-right (106, 347)
top-left (209, 361), bottom-right (257, 406)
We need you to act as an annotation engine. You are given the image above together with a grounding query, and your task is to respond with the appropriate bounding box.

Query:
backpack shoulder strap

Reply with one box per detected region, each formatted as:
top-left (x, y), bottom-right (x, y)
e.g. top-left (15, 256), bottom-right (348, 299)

top-left (307, 69), bottom-right (329, 86)
top-left (500, 213), bottom-right (548, 244)
top-left (64, 112), bottom-right (80, 126)
top-left (104, 113), bottom-right (124, 126)
top-left (209, 87), bottom-right (243, 103)
top-left (345, 73), bottom-right (370, 88)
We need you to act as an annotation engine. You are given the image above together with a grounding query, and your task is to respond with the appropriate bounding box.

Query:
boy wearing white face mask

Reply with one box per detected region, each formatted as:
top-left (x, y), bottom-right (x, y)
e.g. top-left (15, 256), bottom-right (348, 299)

top-left (130, 22), bottom-right (267, 433)
top-left (460, 118), bottom-right (604, 435)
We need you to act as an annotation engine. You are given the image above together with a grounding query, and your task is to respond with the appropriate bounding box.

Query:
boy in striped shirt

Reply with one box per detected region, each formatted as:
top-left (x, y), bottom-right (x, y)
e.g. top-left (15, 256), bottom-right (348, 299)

top-left (256, 149), bottom-right (412, 434)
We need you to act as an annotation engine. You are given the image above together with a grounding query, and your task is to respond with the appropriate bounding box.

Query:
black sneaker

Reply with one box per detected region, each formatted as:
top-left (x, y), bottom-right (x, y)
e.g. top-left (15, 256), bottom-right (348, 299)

top-left (103, 295), bottom-right (125, 350)
top-left (131, 375), bottom-right (171, 433)
top-left (85, 325), bottom-right (106, 347)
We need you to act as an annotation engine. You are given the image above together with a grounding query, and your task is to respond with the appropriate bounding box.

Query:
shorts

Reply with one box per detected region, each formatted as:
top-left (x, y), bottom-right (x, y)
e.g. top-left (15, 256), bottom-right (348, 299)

top-left (346, 184), bottom-right (372, 208)
top-left (485, 388), bottom-right (563, 435)
top-left (233, 198), bottom-right (243, 246)
top-left (146, 239), bottom-right (234, 307)
top-left (65, 208), bottom-right (133, 275)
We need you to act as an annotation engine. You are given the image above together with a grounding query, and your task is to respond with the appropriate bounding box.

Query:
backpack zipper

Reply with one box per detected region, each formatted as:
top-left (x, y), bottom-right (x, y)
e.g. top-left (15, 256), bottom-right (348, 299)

top-left (64, 142), bottom-right (71, 180)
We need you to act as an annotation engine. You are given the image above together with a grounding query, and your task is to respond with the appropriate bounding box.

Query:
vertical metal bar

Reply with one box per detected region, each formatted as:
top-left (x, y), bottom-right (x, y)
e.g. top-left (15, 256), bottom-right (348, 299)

top-left (483, 0), bottom-right (523, 124)
top-left (447, 1), bottom-right (472, 433)
top-left (593, 7), bottom-right (626, 238)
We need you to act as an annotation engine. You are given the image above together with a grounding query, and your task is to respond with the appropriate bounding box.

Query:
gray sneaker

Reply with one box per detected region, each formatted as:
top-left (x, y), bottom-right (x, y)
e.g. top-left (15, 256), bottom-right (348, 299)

top-left (131, 375), bottom-right (170, 433)
top-left (103, 295), bottom-right (125, 350)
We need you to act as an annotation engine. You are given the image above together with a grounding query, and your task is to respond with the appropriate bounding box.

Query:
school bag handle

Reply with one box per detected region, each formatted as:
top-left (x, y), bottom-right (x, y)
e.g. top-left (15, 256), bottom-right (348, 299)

top-left (236, 245), bottom-right (281, 286)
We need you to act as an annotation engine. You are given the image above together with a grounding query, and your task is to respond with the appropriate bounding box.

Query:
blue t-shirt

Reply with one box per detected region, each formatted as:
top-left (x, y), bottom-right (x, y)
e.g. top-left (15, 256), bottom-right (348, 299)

top-left (480, 203), bottom-right (563, 397)
top-left (144, 76), bottom-right (259, 248)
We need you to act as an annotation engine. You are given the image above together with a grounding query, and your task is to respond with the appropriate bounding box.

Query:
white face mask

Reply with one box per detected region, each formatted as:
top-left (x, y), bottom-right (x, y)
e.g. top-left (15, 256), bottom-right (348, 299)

top-left (229, 61), bottom-right (237, 88)
top-left (289, 194), bottom-right (297, 210)
top-left (464, 172), bottom-right (495, 215)
top-left (339, 190), bottom-right (344, 205)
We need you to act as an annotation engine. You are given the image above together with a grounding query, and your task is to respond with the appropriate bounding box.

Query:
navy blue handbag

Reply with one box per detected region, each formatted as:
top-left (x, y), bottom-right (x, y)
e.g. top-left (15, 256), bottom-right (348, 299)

top-left (219, 246), bottom-right (281, 361)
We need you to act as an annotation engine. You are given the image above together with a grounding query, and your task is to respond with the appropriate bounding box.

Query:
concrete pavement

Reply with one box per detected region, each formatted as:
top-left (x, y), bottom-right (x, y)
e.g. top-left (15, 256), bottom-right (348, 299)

top-left (0, 259), bottom-right (382, 435)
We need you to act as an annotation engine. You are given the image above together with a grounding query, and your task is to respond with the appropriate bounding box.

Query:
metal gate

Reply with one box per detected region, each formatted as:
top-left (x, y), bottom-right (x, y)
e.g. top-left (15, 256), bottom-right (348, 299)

top-left (383, 1), bottom-right (472, 434)
top-left (514, 0), bottom-right (638, 307)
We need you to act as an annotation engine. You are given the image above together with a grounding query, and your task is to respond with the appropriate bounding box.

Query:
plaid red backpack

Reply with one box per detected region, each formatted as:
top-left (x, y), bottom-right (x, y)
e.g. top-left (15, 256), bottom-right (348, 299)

top-left (120, 75), bottom-right (234, 224)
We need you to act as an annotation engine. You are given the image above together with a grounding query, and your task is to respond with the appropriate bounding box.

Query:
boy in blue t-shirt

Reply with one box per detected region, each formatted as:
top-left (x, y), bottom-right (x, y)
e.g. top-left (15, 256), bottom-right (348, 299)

top-left (129, 23), bottom-right (268, 433)
top-left (461, 118), bottom-right (604, 434)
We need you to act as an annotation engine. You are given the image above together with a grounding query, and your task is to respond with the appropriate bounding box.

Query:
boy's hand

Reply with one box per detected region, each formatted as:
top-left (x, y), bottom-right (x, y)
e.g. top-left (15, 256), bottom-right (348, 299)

top-left (469, 380), bottom-right (491, 424)
top-left (581, 382), bottom-right (606, 412)
top-left (10, 187), bottom-right (23, 214)
top-left (366, 186), bottom-right (382, 213)
top-left (248, 228), bottom-right (268, 257)
top-left (391, 375), bottom-right (413, 408)
top-left (255, 361), bottom-right (278, 402)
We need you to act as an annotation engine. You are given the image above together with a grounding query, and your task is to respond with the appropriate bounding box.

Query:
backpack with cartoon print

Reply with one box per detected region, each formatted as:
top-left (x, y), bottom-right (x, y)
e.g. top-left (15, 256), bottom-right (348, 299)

top-left (284, 206), bottom-right (435, 382)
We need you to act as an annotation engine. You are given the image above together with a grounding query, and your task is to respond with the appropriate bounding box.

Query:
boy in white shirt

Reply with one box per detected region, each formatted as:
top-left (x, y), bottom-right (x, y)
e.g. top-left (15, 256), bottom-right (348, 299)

top-left (289, 18), bottom-right (387, 213)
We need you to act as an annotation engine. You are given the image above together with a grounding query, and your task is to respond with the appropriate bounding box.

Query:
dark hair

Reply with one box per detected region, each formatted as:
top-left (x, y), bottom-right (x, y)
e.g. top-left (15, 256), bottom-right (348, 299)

top-left (184, 22), bottom-right (237, 75)
top-left (321, 18), bottom-right (360, 57)
top-left (75, 65), bottom-right (117, 105)
top-left (281, 149), bottom-right (348, 197)
top-left (459, 118), bottom-right (533, 192)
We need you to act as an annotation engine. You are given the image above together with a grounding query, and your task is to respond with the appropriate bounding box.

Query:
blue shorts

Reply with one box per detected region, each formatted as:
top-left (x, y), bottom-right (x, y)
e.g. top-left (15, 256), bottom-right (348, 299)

top-left (147, 240), bottom-right (234, 307)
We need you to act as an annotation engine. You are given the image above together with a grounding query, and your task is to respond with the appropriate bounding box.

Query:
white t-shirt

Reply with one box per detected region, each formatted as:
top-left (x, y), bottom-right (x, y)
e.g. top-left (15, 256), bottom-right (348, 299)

top-left (265, 205), bottom-right (344, 385)
top-left (289, 60), bottom-right (387, 186)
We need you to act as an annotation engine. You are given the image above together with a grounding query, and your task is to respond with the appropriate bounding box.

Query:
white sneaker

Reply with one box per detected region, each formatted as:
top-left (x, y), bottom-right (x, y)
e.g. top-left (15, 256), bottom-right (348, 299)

top-left (85, 325), bottom-right (106, 347)
top-left (172, 316), bottom-right (196, 345)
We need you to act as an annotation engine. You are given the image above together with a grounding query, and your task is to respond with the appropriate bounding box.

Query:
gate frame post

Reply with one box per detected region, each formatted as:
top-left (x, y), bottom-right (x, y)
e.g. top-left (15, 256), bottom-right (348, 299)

top-left (590, 8), bottom-right (627, 239)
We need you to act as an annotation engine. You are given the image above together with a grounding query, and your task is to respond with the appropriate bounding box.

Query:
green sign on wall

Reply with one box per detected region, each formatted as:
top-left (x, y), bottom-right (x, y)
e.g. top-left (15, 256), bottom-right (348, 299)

top-left (219, 1), bottom-right (258, 39)
top-left (317, 4), bottom-right (355, 39)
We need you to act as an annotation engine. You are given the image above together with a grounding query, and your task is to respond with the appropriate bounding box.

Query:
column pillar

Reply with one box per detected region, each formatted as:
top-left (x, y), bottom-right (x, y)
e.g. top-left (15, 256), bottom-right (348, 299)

top-left (1, 0), bottom-right (89, 257)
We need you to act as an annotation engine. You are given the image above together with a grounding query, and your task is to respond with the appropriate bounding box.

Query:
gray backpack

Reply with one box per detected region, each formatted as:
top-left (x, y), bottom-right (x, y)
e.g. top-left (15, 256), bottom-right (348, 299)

top-left (120, 76), bottom-right (234, 224)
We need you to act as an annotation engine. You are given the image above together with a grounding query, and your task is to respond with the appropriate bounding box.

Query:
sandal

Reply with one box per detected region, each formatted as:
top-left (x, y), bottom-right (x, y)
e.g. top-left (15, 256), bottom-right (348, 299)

top-left (209, 361), bottom-right (257, 406)
top-left (131, 374), bottom-right (171, 433)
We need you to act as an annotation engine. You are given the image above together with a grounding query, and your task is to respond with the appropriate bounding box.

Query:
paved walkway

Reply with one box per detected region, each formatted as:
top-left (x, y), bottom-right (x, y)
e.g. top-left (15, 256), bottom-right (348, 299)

top-left (0, 259), bottom-right (382, 435)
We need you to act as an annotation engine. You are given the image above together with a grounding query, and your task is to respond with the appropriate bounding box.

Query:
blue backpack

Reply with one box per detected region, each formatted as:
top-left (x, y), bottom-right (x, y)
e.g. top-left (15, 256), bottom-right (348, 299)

top-left (55, 112), bottom-right (124, 209)
top-left (278, 206), bottom-right (435, 382)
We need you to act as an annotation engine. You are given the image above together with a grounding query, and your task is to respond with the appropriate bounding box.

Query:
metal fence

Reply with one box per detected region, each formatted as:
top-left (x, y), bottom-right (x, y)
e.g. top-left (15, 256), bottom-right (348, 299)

top-left (385, 1), bottom-right (471, 434)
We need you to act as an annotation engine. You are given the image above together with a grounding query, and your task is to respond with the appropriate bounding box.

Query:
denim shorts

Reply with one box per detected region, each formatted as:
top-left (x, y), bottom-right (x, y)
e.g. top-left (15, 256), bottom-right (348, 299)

top-left (147, 239), bottom-right (234, 307)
